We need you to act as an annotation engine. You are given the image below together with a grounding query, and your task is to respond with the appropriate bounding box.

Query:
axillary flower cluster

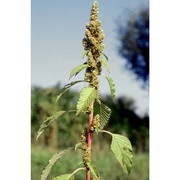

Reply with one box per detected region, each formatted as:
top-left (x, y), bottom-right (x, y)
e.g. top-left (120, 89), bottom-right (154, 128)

top-left (83, 0), bottom-right (105, 89)
top-left (82, 0), bottom-right (104, 171)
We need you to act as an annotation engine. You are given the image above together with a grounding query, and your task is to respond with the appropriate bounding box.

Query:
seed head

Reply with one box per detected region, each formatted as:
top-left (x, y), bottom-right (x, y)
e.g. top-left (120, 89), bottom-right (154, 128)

top-left (83, 0), bottom-right (104, 90)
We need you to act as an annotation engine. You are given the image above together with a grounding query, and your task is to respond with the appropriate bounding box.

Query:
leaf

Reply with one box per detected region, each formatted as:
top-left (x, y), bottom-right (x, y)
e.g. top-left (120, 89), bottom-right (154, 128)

top-left (100, 103), bottom-right (111, 129)
top-left (103, 75), bottom-right (115, 99)
top-left (74, 142), bottom-right (82, 151)
top-left (76, 87), bottom-right (98, 115)
top-left (100, 58), bottom-right (110, 73)
top-left (77, 161), bottom-right (84, 167)
top-left (93, 100), bottom-right (101, 115)
top-left (36, 111), bottom-right (66, 140)
top-left (52, 174), bottom-right (74, 180)
top-left (102, 53), bottom-right (109, 61)
top-left (56, 80), bottom-right (84, 102)
top-left (52, 167), bottom-right (85, 180)
top-left (69, 64), bottom-right (88, 80)
top-left (111, 134), bottom-right (133, 174)
top-left (41, 148), bottom-right (72, 180)
top-left (82, 50), bottom-right (88, 59)
top-left (89, 164), bottom-right (100, 179)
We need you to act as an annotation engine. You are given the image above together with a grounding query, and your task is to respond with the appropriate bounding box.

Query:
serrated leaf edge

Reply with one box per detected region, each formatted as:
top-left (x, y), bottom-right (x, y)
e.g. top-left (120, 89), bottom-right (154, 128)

top-left (111, 134), bottom-right (133, 174)
top-left (100, 58), bottom-right (110, 73)
top-left (89, 164), bottom-right (100, 179)
top-left (98, 130), bottom-right (133, 174)
top-left (76, 87), bottom-right (98, 115)
top-left (102, 74), bottom-right (115, 99)
top-left (100, 103), bottom-right (111, 129)
top-left (36, 111), bottom-right (66, 140)
top-left (69, 64), bottom-right (88, 80)
top-left (56, 80), bottom-right (85, 102)
top-left (41, 148), bottom-right (73, 180)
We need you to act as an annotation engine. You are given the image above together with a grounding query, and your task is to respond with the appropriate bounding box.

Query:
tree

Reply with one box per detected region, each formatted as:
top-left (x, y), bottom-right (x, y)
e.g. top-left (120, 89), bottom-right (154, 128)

top-left (117, 8), bottom-right (149, 87)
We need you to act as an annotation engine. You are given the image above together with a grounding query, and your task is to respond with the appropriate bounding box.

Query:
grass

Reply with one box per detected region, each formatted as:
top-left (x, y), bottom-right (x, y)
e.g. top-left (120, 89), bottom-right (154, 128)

top-left (31, 145), bottom-right (149, 180)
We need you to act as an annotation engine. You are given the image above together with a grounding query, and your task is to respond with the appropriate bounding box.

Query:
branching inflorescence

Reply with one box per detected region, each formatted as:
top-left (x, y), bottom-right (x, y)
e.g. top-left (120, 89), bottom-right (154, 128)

top-left (37, 1), bottom-right (133, 180)
top-left (83, 0), bottom-right (104, 89)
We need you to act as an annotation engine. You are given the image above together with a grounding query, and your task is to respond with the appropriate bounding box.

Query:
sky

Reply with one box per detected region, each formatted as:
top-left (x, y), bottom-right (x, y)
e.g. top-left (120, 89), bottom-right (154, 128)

top-left (31, 0), bottom-right (149, 116)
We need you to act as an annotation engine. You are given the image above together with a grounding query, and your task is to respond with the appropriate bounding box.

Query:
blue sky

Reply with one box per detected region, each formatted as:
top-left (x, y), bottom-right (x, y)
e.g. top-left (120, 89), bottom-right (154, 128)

top-left (31, 0), bottom-right (149, 116)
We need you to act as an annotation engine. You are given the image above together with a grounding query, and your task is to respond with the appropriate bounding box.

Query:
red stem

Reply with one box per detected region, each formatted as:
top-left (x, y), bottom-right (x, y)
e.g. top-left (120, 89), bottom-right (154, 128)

top-left (86, 102), bottom-right (94, 180)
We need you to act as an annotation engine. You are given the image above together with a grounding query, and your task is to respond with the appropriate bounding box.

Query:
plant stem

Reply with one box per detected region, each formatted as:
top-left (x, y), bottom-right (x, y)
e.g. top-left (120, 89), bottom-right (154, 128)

top-left (99, 129), bottom-right (112, 136)
top-left (72, 167), bottom-right (86, 176)
top-left (86, 101), bottom-right (94, 180)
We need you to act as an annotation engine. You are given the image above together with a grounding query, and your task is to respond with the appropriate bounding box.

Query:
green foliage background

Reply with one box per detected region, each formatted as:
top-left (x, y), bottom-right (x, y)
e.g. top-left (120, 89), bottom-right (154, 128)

top-left (31, 84), bottom-right (149, 179)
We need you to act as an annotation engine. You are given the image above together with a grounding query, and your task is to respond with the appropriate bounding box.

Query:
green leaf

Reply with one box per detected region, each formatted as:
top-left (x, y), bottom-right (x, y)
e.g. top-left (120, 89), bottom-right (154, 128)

top-left (52, 167), bottom-right (85, 180)
top-left (111, 134), bottom-right (133, 174)
top-left (103, 75), bottom-right (115, 99)
top-left (100, 58), bottom-right (110, 73)
top-left (69, 64), bottom-right (88, 80)
top-left (76, 87), bottom-right (98, 115)
top-left (77, 161), bottom-right (84, 167)
top-left (41, 148), bottom-right (72, 180)
top-left (74, 142), bottom-right (82, 151)
top-left (93, 100), bottom-right (101, 115)
top-left (82, 50), bottom-right (88, 59)
top-left (100, 103), bottom-right (111, 129)
top-left (56, 80), bottom-right (84, 102)
top-left (36, 111), bottom-right (66, 140)
top-left (52, 174), bottom-right (74, 180)
top-left (52, 168), bottom-right (85, 180)
top-left (89, 164), bottom-right (100, 179)
top-left (102, 53), bottom-right (109, 61)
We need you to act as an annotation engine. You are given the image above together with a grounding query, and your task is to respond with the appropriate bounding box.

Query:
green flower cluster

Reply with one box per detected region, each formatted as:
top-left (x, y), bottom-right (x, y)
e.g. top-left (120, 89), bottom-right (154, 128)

top-left (81, 128), bottom-right (91, 169)
top-left (83, 0), bottom-right (105, 89)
